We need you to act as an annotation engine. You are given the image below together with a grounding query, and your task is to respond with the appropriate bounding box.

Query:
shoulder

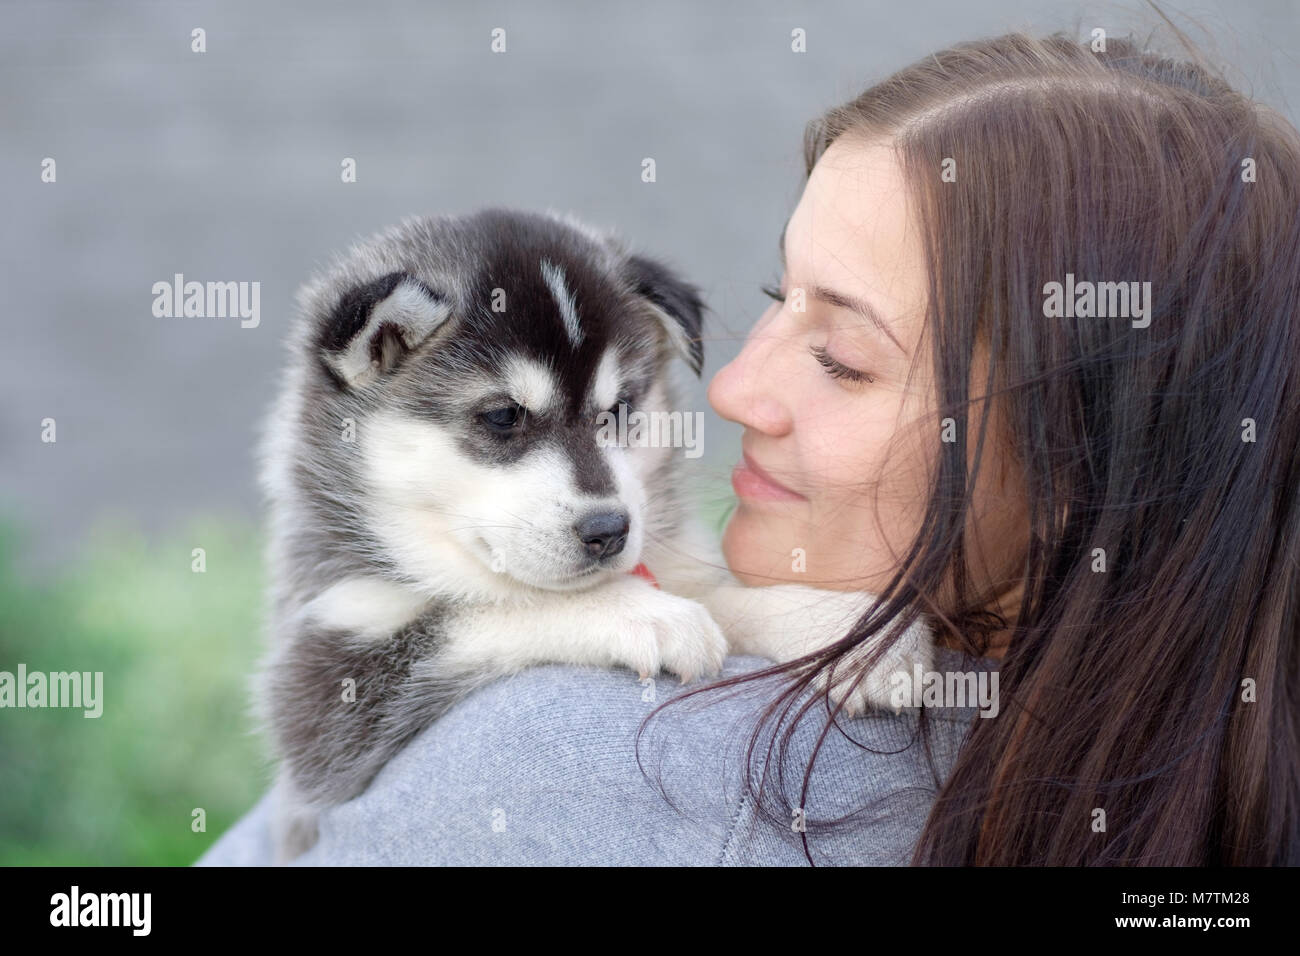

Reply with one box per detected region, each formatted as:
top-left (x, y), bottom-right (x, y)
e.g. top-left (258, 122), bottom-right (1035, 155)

top-left (719, 644), bottom-right (993, 865)
top-left (197, 649), bottom-right (987, 866)
top-left (304, 655), bottom-right (766, 865)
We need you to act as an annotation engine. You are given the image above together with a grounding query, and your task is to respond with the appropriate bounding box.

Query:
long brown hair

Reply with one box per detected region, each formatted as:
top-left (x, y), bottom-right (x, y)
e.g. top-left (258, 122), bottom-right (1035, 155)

top-left (652, 28), bottom-right (1300, 865)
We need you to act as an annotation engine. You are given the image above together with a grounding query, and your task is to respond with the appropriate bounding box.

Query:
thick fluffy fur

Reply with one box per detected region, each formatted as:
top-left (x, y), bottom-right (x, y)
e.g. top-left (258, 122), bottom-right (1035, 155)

top-left (256, 208), bottom-right (932, 862)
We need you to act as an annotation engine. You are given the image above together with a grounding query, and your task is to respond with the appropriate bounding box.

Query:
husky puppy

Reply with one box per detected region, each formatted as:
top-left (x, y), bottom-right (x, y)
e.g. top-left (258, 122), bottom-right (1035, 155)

top-left (256, 208), bottom-right (933, 862)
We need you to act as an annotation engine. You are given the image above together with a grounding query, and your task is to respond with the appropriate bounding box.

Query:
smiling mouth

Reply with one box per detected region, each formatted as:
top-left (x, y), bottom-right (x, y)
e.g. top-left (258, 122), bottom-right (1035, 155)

top-left (732, 452), bottom-right (807, 502)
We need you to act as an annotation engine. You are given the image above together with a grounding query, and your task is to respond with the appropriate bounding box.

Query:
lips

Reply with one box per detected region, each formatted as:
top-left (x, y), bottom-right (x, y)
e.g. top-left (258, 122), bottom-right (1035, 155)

top-left (731, 451), bottom-right (806, 502)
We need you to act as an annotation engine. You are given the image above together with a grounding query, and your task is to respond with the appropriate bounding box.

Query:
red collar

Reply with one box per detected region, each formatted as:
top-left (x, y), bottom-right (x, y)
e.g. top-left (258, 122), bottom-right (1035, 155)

top-left (628, 562), bottom-right (660, 588)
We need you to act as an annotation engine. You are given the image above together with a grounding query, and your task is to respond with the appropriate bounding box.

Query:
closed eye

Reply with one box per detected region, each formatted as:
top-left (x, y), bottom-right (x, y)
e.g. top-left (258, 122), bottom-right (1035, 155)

top-left (810, 344), bottom-right (873, 384)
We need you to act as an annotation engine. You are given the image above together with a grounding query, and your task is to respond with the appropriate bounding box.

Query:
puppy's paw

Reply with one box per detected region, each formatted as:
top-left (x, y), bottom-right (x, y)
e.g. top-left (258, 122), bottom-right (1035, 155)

top-left (811, 616), bottom-right (933, 717)
top-left (608, 615), bottom-right (662, 683)
top-left (614, 586), bottom-right (728, 685)
top-left (651, 594), bottom-right (729, 684)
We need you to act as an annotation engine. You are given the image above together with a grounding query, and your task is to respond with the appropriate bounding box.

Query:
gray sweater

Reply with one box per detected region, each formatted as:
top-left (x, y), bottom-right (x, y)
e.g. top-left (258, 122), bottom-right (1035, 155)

top-left (197, 645), bottom-right (996, 865)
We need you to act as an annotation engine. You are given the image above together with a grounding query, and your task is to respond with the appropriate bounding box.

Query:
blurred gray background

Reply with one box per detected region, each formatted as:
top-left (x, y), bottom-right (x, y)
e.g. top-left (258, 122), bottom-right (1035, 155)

top-left (3, 0), bottom-right (1297, 567)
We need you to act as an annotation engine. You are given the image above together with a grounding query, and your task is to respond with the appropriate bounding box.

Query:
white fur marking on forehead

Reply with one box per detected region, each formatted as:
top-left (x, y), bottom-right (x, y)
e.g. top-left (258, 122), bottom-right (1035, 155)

top-left (503, 355), bottom-right (559, 413)
top-left (591, 348), bottom-right (621, 410)
top-left (540, 258), bottom-right (583, 346)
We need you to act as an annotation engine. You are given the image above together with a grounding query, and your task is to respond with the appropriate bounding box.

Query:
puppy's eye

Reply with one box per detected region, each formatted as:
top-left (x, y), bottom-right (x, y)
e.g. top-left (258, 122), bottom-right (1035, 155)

top-left (601, 395), bottom-right (633, 420)
top-left (481, 404), bottom-right (525, 433)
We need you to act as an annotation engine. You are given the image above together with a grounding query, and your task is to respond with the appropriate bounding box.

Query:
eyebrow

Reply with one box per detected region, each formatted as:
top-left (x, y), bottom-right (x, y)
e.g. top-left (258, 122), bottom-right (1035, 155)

top-left (778, 219), bottom-right (909, 356)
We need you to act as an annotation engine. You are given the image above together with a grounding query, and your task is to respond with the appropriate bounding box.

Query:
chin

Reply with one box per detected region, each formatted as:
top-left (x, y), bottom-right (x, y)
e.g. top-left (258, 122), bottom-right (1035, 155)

top-left (721, 508), bottom-right (797, 586)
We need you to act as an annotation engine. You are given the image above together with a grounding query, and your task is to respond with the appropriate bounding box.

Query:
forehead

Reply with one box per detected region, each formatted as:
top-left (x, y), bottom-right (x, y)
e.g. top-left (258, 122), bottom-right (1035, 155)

top-left (411, 238), bottom-right (658, 409)
top-left (471, 234), bottom-right (621, 340)
top-left (785, 138), bottom-right (927, 334)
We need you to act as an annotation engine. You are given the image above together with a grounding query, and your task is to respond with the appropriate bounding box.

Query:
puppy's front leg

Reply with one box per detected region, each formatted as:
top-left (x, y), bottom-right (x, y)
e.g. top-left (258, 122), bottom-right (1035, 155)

top-left (434, 572), bottom-right (729, 686)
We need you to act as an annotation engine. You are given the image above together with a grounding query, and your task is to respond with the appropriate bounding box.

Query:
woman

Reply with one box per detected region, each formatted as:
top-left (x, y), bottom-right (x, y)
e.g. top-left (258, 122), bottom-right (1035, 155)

top-left (200, 30), bottom-right (1300, 866)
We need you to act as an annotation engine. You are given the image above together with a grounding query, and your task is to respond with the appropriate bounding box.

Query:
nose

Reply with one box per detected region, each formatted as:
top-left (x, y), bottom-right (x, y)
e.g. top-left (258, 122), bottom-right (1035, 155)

top-left (706, 311), bottom-right (794, 436)
top-left (575, 510), bottom-right (630, 559)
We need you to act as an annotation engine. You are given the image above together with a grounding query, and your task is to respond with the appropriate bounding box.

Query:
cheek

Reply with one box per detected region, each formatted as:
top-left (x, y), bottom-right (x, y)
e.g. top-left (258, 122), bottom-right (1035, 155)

top-left (800, 385), bottom-right (926, 505)
top-left (798, 392), bottom-right (936, 583)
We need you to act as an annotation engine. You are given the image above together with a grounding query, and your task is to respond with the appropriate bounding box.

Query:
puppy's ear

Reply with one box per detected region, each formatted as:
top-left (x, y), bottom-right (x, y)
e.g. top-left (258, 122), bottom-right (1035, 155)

top-left (625, 255), bottom-right (705, 377)
top-left (315, 271), bottom-right (452, 388)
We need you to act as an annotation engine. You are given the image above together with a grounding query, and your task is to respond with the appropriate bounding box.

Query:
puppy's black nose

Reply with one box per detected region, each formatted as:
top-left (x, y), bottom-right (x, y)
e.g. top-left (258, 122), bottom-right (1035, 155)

top-left (576, 511), bottom-right (630, 559)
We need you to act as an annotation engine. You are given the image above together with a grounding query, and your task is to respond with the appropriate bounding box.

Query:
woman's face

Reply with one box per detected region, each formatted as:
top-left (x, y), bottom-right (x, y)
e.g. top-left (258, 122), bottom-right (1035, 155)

top-left (708, 137), bottom-right (944, 591)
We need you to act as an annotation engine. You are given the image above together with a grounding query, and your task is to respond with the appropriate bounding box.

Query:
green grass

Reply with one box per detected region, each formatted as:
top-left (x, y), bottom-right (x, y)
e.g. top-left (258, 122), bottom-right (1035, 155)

top-left (0, 516), bottom-right (270, 865)
top-left (0, 484), bottom-right (737, 866)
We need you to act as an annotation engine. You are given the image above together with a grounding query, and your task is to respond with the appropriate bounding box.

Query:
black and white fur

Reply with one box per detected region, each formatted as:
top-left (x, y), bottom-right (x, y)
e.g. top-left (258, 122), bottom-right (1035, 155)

top-left (255, 208), bottom-right (933, 862)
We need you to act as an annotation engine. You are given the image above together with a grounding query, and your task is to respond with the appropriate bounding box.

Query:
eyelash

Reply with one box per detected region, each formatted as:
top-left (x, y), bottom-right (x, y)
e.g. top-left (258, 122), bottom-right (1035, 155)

top-left (810, 344), bottom-right (874, 384)
top-left (761, 283), bottom-right (874, 385)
